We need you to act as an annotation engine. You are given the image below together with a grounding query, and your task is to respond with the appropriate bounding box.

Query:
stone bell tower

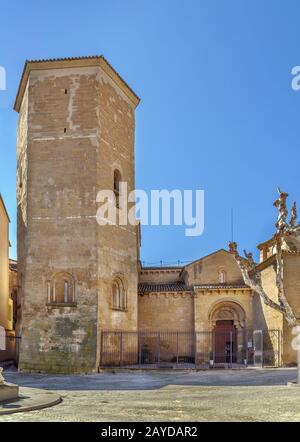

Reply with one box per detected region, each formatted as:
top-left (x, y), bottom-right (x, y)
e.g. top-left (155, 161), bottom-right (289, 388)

top-left (15, 56), bottom-right (140, 373)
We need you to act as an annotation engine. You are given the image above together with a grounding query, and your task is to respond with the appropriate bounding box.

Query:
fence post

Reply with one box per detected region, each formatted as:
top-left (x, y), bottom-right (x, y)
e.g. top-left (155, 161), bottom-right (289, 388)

top-left (230, 331), bottom-right (233, 368)
top-left (194, 332), bottom-right (197, 369)
top-left (278, 329), bottom-right (282, 368)
top-left (138, 332), bottom-right (142, 368)
top-left (120, 332), bottom-right (123, 367)
top-left (245, 329), bottom-right (248, 368)
top-left (157, 332), bottom-right (161, 367)
top-left (99, 331), bottom-right (104, 368)
top-left (212, 331), bottom-right (215, 368)
top-left (176, 332), bottom-right (179, 368)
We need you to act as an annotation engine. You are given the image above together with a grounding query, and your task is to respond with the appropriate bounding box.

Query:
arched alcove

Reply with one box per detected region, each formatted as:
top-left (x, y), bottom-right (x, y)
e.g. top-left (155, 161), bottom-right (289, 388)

top-left (209, 300), bottom-right (246, 330)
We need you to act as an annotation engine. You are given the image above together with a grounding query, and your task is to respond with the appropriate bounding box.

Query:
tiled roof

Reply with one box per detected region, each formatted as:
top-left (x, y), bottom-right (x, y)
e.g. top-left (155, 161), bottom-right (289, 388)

top-left (14, 55), bottom-right (140, 111)
top-left (138, 282), bottom-right (249, 293)
top-left (138, 282), bottom-right (193, 294)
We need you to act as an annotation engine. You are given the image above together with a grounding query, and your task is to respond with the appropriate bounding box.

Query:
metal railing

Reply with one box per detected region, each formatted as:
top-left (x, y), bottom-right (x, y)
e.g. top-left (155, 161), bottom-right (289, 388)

top-left (100, 329), bottom-right (282, 369)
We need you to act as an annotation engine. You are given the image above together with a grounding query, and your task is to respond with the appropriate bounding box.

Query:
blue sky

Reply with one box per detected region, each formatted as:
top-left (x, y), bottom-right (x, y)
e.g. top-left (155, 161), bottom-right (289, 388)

top-left (1, 0), bottom-right (300, 263)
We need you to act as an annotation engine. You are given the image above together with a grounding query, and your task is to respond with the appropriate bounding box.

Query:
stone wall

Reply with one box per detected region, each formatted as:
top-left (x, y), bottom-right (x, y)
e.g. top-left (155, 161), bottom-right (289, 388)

top-left (95, 67), bottom-right (138, 338)
top-left (138, 292), bottom-right (194, 331)
top-left (194, 288), bottom-right (253, 331)
top-left (254, 261), bottom-right (283, 331)
top-left (282, 253), bottom-right (300, 365)
top-left (139, 268), bottom-right (182, 284)
top-left (183, 250), bottom-right (244, 286)
top-left (16, 59), bottom-right (139, 373)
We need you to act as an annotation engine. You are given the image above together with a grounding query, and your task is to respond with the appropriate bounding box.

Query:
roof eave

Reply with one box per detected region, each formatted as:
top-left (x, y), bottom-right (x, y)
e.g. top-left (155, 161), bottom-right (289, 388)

top-left (0, 194), bottom-right (10, 222)
top-left (14, 56), bottom-right (140, 112)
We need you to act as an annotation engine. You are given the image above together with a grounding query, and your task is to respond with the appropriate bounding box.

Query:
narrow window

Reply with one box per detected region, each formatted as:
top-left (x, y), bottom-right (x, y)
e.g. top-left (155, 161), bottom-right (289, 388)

top-left (113, 170), bottom-right (121, 208)
top-left (112, 278), bottom-right (127, 311)
top-left (219, 270), bottom-right (226, 284)
top-left (64, 281), bottom-right (69, 304)
top-left (112, 282), bottom-right (118, 308)
top-left (48, 272), bottom-right (75, 305)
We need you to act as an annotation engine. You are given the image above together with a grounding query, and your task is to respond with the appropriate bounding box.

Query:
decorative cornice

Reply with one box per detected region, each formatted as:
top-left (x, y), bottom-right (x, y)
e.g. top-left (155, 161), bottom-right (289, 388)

top-left (282, 250), bottom-right (300, 255)
top-left (140, 267), bottom-right (183, 272)
top-left (0, 193), bottom-right (10, 222)
top-left (194, 283), bottom-right (248, 290)
top-left (139, 292), bottom-right (194, 299)
top-left (14, 55), bottom-right (140, 112)
top-left (195, 288), bottom-right (252, 297)
top-left (257, 235), bottom-right (276, 250)
top-left (255, 254), bottom-right (276, 272)
top-left (9, 259), bottom-right (17, 272)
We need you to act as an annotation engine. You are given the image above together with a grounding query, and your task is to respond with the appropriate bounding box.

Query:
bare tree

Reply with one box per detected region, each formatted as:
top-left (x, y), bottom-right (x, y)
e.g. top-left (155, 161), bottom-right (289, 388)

top-left (234, 189), bottom-right (300, 383)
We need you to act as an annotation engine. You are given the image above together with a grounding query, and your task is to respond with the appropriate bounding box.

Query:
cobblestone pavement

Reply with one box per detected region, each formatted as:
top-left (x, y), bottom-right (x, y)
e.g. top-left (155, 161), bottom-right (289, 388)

top-left (1, 368), bottom-right (300, 422)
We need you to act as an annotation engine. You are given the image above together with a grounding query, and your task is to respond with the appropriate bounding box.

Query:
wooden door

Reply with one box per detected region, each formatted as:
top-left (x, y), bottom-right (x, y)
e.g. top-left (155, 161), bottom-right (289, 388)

top-left (214, 320), bottom-right (237, 364)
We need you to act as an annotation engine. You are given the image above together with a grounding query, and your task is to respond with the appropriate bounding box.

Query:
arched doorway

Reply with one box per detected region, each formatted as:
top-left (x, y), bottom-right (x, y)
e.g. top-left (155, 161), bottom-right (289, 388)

top-left (214, 320), bottom-right (237, 363)
top-left (209, 301), bottom-right (246, 365)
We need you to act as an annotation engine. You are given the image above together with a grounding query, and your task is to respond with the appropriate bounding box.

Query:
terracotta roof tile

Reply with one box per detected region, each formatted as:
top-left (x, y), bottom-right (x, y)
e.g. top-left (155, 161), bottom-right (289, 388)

top-left (138, 282), bottom-right (193, 294)
top-left (14, 55), bottom-right (140, 111)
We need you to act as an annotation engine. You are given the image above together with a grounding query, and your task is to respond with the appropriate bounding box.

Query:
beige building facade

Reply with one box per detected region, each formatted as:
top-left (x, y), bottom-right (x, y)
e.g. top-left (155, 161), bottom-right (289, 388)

top-left (0, 195), bottom-right (13, 332)
top-left (0, 196), bottom-right (17, 364)
top-left (13, 56), bottom-right (300, 373)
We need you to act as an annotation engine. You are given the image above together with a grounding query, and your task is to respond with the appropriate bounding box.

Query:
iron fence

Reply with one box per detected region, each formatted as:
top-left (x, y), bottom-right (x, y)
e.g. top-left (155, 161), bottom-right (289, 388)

top-left (100, 329), bottom-right (282, 369)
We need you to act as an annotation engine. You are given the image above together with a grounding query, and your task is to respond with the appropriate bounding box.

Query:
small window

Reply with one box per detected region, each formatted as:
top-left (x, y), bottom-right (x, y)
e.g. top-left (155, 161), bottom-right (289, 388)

top-left (219, 270), bottom-right (226, 284)
top-left (113, 169), bottom-right (122, 208)
top-left (112, 277), bottom-right (127, 311)
top-left (48, 272), bottom-right (75, 305)
top-left (64, 281), bottom-right (69, 303)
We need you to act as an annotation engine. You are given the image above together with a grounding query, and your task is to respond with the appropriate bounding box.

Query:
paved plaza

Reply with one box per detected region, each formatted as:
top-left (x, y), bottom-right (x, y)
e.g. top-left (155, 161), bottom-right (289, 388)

top-left (1, 368), bottom-right (300, 422)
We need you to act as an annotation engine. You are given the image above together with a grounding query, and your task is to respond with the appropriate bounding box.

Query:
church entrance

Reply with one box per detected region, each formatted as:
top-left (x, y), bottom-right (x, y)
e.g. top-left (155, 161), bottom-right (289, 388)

top-left (213, 320), bottom-right (237, 364)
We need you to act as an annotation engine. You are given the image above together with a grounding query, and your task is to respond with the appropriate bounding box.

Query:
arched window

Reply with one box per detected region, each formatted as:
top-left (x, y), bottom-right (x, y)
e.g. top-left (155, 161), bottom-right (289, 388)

top-left (48, 272), bottom-right (75, 305)
top-left (112, 277), bottom-right (127, 311)
top-left (219, 270), bottom-right (226, 284)
top-left (113, 169), bottom-right (121, 208)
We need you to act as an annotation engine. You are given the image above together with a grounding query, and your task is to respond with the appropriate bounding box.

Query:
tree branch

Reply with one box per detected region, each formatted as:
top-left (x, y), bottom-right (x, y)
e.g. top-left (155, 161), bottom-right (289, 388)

top-left (235, 253), bottom-right (285, 315)
top-left (275, 236), bottom-right (298, 327)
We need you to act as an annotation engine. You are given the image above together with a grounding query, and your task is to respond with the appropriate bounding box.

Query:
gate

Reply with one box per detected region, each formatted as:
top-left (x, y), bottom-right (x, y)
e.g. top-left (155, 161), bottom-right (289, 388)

top-left (100, 329), bottom-right (282, 369)
top-left (253, 330), bottom-right (263, 367)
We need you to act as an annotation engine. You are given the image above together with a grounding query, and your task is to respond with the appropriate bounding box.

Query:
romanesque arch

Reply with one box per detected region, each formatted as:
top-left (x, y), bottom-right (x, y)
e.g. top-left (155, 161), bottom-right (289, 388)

top-left (209, 299), bottom-right (246, 329)
top-left (47, 271), bottom-right (76, 305)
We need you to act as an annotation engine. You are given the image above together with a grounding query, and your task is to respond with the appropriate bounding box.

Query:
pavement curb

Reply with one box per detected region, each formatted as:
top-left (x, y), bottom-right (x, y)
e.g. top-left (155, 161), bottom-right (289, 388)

top-left (0, 391), bottom-right (62, 415)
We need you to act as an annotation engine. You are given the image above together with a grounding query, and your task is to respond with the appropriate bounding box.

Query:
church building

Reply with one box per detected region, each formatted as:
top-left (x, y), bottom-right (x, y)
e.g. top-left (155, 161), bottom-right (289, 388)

top-left (13, 56), bottom-right (300, 373)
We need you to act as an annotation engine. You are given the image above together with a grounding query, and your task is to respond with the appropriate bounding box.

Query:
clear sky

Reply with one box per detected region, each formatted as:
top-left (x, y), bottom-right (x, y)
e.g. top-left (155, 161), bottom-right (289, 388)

top-left (1, 0), bottom-right (300, 264)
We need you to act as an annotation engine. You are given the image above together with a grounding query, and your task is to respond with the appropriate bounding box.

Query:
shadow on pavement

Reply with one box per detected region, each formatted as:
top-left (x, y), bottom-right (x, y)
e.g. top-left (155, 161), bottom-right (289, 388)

top-left (2, 368), bottom-right (297, 391)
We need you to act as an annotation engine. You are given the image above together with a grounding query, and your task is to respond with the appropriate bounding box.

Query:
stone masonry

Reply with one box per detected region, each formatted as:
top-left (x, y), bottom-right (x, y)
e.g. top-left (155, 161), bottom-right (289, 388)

top-left (15, 57), bottom-right (140, 373)
top-left (12, 56), bottom-right (300, 373)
